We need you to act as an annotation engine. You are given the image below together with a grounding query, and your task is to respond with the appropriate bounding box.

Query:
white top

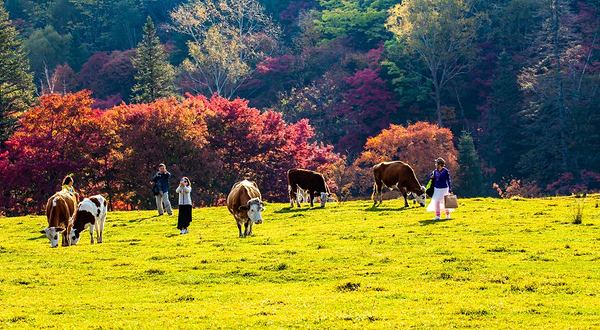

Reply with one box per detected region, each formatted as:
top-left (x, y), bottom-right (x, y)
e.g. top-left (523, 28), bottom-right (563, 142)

top-left (175, 185), bottom-right (192, 205)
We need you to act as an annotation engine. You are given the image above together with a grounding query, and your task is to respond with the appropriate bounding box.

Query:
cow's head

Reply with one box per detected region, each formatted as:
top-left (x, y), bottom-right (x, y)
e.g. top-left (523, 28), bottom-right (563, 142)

top-left (409, 186), bottom-right (427, 207)
top-left (239, 198), bottom-right (265, 224)
top-left (320, 192), bottom-right (331, 207)
top-left (40, 227), bottom-right (65, 248)
top-left (69, 228), bottom-right (81, 245)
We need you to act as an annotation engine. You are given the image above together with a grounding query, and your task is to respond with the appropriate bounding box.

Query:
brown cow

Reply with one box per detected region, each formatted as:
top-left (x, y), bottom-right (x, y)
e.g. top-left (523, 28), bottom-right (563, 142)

top-left (287, 168), bottom-right (333, 207)
top-left (41, 191), bottom-right (77, 247)
top-left (372, 161), bottom-right (426, 208)
top-left (227, 180), bottom-right (265, 238)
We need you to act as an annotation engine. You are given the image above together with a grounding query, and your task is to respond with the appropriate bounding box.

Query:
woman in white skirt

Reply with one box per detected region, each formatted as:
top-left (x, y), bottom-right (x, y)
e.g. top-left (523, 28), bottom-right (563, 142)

top-left (426, 158), bottom-right (454, 220)
top-left (176, 177), bottom-right (192, 234)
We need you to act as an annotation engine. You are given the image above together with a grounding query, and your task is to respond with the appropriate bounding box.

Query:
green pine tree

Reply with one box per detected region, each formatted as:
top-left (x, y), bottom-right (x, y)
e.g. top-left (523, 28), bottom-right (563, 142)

top-left (0, 0), bottom-right (36, 143)
top-left (131, 17), bottom-right (176, 103)
top-left (457, 131), bottom-right (486, 197)
top-left (482, 50), bottom-right (522, 180)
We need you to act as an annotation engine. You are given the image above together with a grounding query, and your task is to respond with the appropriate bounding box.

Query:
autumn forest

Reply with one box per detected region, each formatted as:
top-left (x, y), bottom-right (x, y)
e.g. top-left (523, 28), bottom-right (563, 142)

top-left (1, 0), bottom-right (599, 214)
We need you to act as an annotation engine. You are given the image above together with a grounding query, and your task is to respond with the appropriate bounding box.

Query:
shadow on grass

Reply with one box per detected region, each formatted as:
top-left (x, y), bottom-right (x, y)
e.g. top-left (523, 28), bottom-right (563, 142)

top-left (128, 215), bottom-right (162, 223)
top-left (419, 218), bottom-right (451, 226)
top-left (27, 234), bottom-right (45, 241)
top-left (364, 206), bottom-right (408, 212)
top-left (274, 207), bottom-right (325, 214)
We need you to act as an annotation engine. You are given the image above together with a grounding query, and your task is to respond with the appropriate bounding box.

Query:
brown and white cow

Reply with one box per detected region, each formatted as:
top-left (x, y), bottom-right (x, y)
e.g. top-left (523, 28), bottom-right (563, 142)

top-left (227, 180), bottom-right (265, 238)
top-left (41, 191), bottom-right (77, 247)
top-left (372, 161), bottom-right (426, 208)
top-left (287, 168), bottom-right (333, 208)
top-left (69, 195), bottom-right (108, 245)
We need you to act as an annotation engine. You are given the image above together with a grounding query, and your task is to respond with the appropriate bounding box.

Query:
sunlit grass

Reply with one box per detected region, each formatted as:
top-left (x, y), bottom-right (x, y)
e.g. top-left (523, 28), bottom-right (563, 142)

top-left (1, 195), bottom-right (599, 328)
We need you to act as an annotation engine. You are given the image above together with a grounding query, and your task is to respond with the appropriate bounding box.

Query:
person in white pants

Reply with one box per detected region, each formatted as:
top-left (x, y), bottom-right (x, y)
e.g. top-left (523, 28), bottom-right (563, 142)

top-left (152, 163), bottom-right (172, 216)
top-left (426, 158), bottom-right (454, 220)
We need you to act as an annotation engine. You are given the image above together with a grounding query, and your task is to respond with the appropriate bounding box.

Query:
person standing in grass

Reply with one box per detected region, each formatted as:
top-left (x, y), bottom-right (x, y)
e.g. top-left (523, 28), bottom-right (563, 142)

top-left (427, 158), bottom-right (454, 220)
top-left (61, 175), bottom-right (79, 202)
top-left (152, 163), bottom-right (173, 216)
top-left (176, 176), bottom-right (192, 234)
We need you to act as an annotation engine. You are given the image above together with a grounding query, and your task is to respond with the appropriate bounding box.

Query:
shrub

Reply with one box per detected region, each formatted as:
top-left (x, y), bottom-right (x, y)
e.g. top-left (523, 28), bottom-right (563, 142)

top-left (493, 178), bottom-right (542, 198)
top-left (571, 199), bottom-right (585, 224)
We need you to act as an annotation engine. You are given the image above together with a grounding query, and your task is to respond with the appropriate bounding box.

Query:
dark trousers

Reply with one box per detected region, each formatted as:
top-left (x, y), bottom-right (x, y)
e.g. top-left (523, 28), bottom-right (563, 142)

top-left (177, 204), bottom-right (192, 229)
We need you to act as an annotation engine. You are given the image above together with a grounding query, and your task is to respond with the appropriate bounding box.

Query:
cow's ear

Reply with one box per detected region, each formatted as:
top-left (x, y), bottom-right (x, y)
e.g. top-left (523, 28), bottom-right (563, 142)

top-left (56, 227), bottom-right (66, 232)
top-left (238, 205), bottom-right (249, 211)
top-left (40, 229), bottom-right (47, 234)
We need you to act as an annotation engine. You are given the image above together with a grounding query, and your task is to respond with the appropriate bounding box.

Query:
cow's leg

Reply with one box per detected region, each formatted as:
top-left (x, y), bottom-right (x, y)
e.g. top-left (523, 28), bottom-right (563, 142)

top-left (98, 216), bottom-right (106, 243)
top-left (62, 230), bottom-right (69, 247)
top-left (244, 222), bottom-right (249, 237)
top-left (96, 221), bottom-right (102, 243)
top-left (373, 181), bottom-right (382, 206)
top-left (295, 187), bottom-right (302, 207)
top-left (309, 190), bottom-right (315, 207)
top-left (237, 221), bottom-right (244, 238)
top-left (289, 184), bottom-right (295, 207)
top-left (246, 221), bottom-right (253, 236)
top-left (89, 223), bottom-right (95, 244)
top-left (402, 192), bottom-right (409, 208)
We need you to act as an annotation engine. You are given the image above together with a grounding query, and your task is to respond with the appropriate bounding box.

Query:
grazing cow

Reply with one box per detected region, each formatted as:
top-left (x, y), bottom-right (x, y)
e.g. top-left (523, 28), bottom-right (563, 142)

top-left (227, 180), bottom-right (265, 238)
top-left (297, 187), bottom-right (337, 205)
top-left (296, 187), bottom-right (310, 205)
top-left (41, 191), bottom-right (77, 247)
top-left (69, 195), bottom-right (108, 245)
top-left (372, 161), bottom-right (427, 208)
top-left (287, 168), bottom-right (332, 207)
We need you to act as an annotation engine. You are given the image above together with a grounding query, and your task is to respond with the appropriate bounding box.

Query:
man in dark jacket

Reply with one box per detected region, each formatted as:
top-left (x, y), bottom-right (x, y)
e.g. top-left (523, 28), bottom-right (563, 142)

top-left (152, 163), bottom-right (172, 215)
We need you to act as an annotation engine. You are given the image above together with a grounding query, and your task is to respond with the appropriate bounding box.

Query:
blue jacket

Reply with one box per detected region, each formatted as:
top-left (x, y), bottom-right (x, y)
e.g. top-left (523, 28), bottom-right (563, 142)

top-left (152, 172), bottom-right (171, 193)
top-left (431, 168), bottom-right (452, 191)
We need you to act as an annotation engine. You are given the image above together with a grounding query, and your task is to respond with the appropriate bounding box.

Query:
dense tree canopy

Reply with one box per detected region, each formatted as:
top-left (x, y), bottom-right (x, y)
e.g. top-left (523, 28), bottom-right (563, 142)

top-left (0, 0), bottom-right (35, 143)
top-left (1, 0), bottom-right (599, 214)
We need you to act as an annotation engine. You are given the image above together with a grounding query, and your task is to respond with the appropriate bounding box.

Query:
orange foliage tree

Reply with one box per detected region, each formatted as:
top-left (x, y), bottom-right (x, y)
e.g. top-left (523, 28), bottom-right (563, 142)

top-left (353, 121), bottom-right (459, 194)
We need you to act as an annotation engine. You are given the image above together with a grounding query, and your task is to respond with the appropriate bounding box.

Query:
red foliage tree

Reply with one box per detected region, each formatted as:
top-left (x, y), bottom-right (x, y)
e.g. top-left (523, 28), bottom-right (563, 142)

top-left (0, 91), bottom-right (109, 214)
top-left (205, 95), bottom-right (339, 201)
top-left (336, 45), bottom-right (400, 154)
top-left (102, 95), bottom-right (217, 208)
top-left (77, 50), bottom-right (136, 104)
top-left (240, 54), bottom-right (298, 108)
top-left (0, 93), bottom-right (340, 213)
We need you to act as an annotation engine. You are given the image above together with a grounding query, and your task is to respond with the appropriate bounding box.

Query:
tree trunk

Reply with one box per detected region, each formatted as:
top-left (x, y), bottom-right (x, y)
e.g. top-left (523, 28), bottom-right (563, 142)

top-left (552, 0), bottom-right (569, 172)
top-left (433, 82), bottom-right (443, 127)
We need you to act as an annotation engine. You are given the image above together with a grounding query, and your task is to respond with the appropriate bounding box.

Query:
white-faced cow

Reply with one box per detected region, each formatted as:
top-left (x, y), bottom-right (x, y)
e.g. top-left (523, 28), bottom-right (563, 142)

top-left (227, 180), bottom-right (265, 238)
top-left (69, 195), bottom-right (108, 245)
top-left (287, 168), bottom-right (332, 208)
top-left (372, 161), bottom-right (427, 208)
top-left (41, 191), bottom-right (77, 247)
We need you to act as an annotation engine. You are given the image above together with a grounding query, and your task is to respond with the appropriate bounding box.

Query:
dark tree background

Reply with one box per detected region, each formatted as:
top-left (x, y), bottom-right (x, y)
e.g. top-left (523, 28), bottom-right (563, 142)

top-left (2, 0), bottom-right (600, 200)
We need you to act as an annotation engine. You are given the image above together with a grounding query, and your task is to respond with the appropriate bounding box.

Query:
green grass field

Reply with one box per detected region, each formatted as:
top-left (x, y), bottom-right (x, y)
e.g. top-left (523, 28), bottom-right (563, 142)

top-left (1, 196), bottom-right (599, 329)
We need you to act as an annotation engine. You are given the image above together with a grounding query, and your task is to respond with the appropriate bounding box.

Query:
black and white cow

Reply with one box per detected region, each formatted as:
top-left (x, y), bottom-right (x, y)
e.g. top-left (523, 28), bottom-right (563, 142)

top-left (69, 195), bottom-right (108, 245)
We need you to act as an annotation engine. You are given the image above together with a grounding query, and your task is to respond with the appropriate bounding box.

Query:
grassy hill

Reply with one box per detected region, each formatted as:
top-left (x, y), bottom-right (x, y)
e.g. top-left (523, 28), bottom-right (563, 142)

top-left (1, 196), bottom-right (599, 329)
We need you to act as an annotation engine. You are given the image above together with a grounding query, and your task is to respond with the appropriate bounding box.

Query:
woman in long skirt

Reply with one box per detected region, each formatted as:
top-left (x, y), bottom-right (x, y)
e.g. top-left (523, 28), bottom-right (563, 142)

top-left (176, 177), bottom-right (192, 234)
top-left (426, 158), bottom-right (454, 220)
